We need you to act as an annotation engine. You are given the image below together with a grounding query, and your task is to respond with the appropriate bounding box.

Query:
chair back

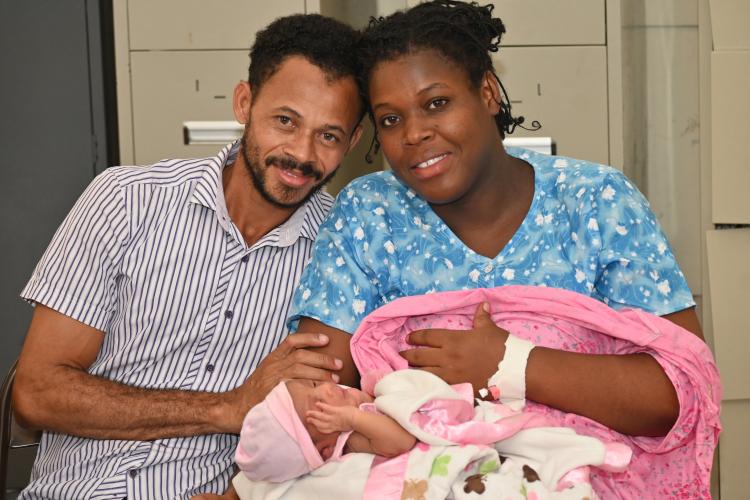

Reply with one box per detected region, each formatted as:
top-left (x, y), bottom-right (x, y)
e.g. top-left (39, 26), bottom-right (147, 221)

top-left (1, 360), bottom-right (41, 498)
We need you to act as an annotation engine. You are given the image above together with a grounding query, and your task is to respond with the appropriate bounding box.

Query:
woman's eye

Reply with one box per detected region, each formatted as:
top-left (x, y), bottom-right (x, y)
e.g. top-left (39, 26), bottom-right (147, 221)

top-left (428, 98), bottom-right (448, 110)
top-left (379, 115), bottom-right (399, 128)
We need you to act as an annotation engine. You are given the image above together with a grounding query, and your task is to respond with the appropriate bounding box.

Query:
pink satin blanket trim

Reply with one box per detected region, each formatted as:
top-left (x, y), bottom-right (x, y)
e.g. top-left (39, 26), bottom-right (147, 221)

top-left (410, 398), bottom-right (547, 444)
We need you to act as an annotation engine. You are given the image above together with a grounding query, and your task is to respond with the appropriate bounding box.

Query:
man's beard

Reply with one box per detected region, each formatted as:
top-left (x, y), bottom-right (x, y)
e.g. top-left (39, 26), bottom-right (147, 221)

top-left (240, 133), bottom-right (338, 209)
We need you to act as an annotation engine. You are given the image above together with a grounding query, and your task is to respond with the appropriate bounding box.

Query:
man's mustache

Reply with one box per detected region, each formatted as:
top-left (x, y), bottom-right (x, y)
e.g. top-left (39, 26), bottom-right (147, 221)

top-left (265, 155), bottom-right (322, 181)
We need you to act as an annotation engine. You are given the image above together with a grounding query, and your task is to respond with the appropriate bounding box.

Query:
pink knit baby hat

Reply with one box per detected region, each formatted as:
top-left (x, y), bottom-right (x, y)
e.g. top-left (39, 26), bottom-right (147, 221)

top-left (235, 380), bottom-right (348, 483)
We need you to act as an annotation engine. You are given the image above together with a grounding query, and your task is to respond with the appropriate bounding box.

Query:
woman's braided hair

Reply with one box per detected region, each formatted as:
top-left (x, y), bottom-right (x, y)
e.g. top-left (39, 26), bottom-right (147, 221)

top-left (358, 0), bottom-right (536, 151)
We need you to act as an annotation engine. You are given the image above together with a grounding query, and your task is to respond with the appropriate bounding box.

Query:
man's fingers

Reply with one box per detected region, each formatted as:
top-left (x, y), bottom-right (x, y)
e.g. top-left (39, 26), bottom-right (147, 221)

top-left (284, 364), bottom-right (339, 383)
top-left (400, 346), bottom-right (442, 367)
top-left (290, 348), bottom-right (343, 371)
top-left (283, 332), bottom-right (330, 352)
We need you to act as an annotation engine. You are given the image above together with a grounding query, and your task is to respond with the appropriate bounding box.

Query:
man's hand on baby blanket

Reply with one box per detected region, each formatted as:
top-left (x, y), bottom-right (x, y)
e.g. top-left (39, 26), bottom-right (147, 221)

top-left (401, 302), bottom-right (508, 396)
top-left (307, 401), bottom-right (356, 434)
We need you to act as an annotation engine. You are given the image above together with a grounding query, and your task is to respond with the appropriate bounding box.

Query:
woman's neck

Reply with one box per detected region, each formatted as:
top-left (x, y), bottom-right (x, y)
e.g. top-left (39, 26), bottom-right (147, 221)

top-left (431, 150), bottom-right (535, 259)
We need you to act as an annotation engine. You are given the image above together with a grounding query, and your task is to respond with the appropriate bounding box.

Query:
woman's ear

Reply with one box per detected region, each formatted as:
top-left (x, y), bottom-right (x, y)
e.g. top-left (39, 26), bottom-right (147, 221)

top-left (480, 71), bottom-right (502, 116)
top-left (233, 81), bottom-right (253, 124)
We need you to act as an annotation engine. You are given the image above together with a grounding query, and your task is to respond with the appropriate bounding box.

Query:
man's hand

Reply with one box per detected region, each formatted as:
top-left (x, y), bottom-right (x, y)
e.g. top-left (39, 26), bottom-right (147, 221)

top-left (220, 333), bottom-right (343, 433)
top-left (400, 302), bottom-right (508, 394)
top-left (307, 401), bottom-right (356, 434)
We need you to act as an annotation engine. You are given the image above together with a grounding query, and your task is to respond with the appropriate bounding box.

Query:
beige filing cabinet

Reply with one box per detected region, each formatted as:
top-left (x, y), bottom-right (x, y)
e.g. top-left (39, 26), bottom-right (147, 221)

top-left (491, 0), bottom-right (610, 165)
top-left (114, 0), bottom-right (314, 165)
top-left (707, 1), bottom-right (750, 498)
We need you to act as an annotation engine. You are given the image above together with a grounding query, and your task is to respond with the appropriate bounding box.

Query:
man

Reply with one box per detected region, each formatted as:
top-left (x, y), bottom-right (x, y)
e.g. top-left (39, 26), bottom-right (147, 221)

top-left (13, 14), bottom-right (363, 498)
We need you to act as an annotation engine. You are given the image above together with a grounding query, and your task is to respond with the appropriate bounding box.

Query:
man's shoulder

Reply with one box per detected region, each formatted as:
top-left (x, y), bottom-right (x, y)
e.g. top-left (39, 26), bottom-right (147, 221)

top-left (302, 189), bottom-right (336, 232)
top-left (107, 155), bottom-right (221, 190)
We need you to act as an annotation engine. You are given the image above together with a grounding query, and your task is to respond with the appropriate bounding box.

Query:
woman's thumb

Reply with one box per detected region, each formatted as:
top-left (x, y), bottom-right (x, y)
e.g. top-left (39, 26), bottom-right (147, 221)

top-left (473, 301), bottom-right (493, 328)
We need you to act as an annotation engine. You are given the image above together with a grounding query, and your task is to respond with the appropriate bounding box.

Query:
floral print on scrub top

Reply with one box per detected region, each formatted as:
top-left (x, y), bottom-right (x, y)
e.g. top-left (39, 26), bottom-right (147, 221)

top-left (288, 147), bottom-right (695, 333)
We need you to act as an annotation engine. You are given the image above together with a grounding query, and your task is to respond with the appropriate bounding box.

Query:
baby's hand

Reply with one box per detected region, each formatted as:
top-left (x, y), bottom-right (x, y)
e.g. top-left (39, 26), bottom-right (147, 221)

top-left (307, 402), bottom-right (356, 434)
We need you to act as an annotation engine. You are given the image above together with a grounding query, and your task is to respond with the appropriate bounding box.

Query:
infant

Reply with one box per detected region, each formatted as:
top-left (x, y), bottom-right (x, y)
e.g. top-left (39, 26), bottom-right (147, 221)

top-left (235, 379), bottom-right (416, 483)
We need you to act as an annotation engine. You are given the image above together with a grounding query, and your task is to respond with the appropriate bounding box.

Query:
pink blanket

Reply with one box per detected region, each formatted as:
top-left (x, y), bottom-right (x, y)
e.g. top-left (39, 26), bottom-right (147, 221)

top-left (350, 286), bottom-right (721, 499)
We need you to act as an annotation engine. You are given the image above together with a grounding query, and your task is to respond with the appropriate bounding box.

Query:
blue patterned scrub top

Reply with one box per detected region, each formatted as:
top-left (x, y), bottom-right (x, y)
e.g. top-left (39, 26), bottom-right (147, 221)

top-left (288, 147), bottom-right (695, 334)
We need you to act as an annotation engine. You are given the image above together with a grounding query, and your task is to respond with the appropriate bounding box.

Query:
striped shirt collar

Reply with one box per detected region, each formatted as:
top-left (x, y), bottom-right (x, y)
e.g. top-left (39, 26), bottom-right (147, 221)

top-left (189, 141), bottom-right (328, 248)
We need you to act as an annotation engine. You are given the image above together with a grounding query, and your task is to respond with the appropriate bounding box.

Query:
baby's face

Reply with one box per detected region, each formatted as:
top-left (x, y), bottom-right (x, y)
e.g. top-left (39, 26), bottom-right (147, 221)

top-left (286, 379), bottom-right (370, 414)
top-left (285, 380), bottom-right (372, 457)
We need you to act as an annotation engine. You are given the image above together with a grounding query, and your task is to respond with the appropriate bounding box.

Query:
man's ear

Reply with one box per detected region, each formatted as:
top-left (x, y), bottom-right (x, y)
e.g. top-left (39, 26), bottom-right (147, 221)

top-left (480, 71), bottom-right (502, 116)
top-left (346, 123), bottom-right (364, 153)
top-left (233, 81), bottom-right (253, 124)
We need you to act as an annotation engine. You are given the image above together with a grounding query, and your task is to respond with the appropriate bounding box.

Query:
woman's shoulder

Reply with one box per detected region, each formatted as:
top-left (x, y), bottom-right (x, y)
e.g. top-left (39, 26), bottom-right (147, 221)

top-left (332, 170), bottom-right (422, 214)
top-left (509, 148), bottom-right (640, 208)
top-left (339, 170), bottom-right (409, 196)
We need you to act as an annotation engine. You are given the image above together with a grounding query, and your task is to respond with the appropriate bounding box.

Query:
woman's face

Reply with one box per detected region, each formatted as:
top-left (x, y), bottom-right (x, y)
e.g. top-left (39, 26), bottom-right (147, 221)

top-left (368, 49), bottom-right (502, 205)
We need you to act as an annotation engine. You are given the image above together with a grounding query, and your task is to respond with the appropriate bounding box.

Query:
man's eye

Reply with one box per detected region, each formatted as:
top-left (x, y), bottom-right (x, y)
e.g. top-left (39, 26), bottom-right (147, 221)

top-left (322, 132), bottom-right (339, 143)
top-left (428, 98), bottom-right (448, 110)
top-left (277, 116), bottom-right (292, 126)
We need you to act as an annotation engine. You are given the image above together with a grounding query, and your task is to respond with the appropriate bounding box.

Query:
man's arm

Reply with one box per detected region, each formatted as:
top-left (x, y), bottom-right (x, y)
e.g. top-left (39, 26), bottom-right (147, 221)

top-left (13, 305), bottom-right (342, 440)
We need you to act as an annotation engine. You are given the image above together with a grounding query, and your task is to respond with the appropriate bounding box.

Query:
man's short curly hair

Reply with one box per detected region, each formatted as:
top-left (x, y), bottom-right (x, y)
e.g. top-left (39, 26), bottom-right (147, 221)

top-left (249, 14), bottom-right (365, 118)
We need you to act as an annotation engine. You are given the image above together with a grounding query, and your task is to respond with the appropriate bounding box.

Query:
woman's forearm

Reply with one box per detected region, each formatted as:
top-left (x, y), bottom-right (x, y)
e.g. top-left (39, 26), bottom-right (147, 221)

top-left (525, 348), bottom-right (679, 436)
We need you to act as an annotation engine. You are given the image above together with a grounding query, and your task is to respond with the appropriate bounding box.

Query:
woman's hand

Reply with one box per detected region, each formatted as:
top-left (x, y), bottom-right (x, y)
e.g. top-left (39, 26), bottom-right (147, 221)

top-left (400, 302), bottom-right (508, 394)
top-left (307, 401), bottom-right (356, 434)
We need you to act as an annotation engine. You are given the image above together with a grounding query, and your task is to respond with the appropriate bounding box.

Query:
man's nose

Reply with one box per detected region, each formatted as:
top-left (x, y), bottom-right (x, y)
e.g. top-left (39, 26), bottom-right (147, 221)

top-left (283, 132), bottom-right (316, 165)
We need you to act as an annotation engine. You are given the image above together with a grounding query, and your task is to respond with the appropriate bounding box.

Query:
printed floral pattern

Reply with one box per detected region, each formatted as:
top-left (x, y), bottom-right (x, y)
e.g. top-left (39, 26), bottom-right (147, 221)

top-left (289, 148), bottom-right (694, 333)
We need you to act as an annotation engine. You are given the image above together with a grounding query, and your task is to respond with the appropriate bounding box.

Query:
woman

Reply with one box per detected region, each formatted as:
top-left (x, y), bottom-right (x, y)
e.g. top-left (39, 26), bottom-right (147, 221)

top-left (287, 0), bottom-right (712, 496)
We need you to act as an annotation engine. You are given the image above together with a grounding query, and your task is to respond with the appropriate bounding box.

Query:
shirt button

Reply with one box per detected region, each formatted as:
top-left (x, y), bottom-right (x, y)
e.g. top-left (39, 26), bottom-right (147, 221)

top-left (225, 310), bottom-right (234, 319)
top-left (241, 255), bottom-right (249, 263)
top-left (484, 263), bottom-right (494, 273)
top-left (129, 469), bottom-right (139, 478)
top-left (206, 363), bottom-right (215, 373)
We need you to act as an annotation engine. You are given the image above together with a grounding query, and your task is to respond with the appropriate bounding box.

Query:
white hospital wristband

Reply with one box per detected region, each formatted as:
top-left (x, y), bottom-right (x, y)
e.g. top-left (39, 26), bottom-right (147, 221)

top-left (487, 334), bottom-right (535, 411)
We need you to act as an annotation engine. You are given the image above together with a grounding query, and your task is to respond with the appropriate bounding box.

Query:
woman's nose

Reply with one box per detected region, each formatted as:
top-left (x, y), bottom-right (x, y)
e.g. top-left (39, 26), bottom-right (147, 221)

top-left (402, 118), bottom-right (434, 146)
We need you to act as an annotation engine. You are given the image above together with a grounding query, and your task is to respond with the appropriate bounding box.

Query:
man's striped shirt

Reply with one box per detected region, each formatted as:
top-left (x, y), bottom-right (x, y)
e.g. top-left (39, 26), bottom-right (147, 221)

top-left (19, 141), bottom-right (333, 499)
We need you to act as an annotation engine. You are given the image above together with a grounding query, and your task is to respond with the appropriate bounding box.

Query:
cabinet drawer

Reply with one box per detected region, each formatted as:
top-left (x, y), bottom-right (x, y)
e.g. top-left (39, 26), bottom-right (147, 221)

top-left (128, 0), bottom-right (307, 50)
top-left (495, 45), bottom-right (609, 164)
top-left (130, 50), bottom-right (248, 164)
top-left (490, 0), bottom-right (605, 46)
top-left (712, 51), bottom-right (750, 223)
